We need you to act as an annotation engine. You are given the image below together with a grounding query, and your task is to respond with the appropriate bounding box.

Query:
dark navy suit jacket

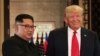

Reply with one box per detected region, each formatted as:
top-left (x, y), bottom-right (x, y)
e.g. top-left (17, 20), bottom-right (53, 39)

top-left (46, 27), bottom-right (100, 56)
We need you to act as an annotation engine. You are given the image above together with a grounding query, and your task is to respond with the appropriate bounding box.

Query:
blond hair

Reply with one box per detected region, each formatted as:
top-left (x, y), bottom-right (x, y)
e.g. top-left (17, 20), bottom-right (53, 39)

top-left (65, 5), bottom-right (84, 15)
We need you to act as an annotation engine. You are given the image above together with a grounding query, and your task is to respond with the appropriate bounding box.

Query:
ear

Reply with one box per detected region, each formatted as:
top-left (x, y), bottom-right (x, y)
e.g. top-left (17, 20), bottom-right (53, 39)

top-left (15, 24), bottom-right (18, 32)
top-left (64, 16), bottom-right (68, 24)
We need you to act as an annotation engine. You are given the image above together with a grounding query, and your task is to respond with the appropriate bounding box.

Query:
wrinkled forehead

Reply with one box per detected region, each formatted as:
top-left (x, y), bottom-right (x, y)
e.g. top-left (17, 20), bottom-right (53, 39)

top-left (66, 12), bottom-right (82, 16)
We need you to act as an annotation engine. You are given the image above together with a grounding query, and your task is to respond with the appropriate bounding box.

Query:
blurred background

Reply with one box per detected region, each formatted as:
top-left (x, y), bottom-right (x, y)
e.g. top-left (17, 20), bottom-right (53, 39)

top-left (1, 0), bottom-right (100, 56)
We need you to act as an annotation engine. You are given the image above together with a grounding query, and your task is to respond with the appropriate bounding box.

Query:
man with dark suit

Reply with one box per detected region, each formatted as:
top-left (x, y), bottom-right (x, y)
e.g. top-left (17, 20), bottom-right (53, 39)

top-left (2, 14), bottom-right (40, 56)
top-left (46, 5), bottom-right (100, 56)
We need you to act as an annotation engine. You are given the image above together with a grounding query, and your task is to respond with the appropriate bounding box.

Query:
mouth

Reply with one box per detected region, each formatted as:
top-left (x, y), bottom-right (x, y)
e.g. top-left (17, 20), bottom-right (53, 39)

top-left (27, 33), bottom-right (33, 36)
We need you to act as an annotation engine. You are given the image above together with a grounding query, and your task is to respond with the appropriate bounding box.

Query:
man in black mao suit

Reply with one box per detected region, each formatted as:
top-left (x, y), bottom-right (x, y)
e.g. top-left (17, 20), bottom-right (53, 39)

top-left (2, 14), bottom-right (40, 56)
top-left (46, 5), bottom-right (100, 56)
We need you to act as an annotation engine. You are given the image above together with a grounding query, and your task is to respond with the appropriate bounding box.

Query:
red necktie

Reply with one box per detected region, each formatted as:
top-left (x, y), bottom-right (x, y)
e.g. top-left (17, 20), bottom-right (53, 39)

top-left (71, 31), bottom-right (79, 56)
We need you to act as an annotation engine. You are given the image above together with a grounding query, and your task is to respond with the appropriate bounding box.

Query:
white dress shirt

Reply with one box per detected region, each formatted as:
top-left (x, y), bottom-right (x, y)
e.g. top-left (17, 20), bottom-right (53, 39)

top-left (68, 27), bottom-right (81, 56)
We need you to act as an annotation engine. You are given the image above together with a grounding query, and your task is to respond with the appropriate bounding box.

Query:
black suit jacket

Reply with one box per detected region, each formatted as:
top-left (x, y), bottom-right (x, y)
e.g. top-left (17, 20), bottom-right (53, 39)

top-left (2, 34), bottom-right (40, 56)
top-left (46, 27), bottom-right (100, 56)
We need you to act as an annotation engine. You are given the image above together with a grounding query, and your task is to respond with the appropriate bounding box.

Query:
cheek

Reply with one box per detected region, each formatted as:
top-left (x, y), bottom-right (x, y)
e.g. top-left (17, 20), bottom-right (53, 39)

top-left (18, 27), bottom-right (25, 33)
top-left (19, 29), bottom-right (24, 33)
top-left (67, 19), bottom-right (73, 24)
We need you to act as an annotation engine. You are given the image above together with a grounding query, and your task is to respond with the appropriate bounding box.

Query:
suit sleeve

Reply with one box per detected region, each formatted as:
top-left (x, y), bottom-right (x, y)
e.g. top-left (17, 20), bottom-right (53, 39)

top-left (94, 32), bottom-right (100, 56)
top-left (46, 31), bottom-right (55, 56)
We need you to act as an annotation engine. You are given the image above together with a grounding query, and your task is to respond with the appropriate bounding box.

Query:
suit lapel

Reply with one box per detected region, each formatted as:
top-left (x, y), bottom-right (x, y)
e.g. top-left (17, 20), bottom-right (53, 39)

top-left (62, 27), bottom-right (68, 56)
top-left (80, 28), bottom-right (88, 56)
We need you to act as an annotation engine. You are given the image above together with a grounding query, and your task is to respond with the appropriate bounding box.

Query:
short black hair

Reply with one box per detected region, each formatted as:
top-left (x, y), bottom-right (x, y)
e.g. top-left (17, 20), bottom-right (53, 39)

top-left (15, 14), bottom-right (34, 23)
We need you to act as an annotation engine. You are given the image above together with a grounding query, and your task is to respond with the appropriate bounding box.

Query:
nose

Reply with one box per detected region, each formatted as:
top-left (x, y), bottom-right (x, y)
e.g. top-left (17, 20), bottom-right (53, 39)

top-left (73, 15), bottom-right (77, 18)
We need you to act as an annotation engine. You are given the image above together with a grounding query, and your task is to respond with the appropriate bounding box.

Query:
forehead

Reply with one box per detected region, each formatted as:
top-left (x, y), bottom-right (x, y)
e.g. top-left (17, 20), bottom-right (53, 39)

top-left (66, 12), bottom-right (81, 17)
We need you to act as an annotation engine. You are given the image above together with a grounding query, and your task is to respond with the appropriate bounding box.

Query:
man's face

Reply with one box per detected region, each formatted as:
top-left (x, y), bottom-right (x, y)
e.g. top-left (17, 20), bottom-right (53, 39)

top-left (64, 12), bottom-right (83, 30)
top-left (16, 19), bottom-right (35, 41)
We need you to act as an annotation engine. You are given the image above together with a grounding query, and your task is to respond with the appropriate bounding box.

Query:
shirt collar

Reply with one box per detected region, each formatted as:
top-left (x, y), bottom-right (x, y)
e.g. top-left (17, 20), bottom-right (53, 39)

top-left (68, 26), bottom-right (81, 33)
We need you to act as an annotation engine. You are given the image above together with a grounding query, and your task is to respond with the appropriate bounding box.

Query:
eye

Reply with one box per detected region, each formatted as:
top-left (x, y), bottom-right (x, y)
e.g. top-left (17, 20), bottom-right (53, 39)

top-left (24, 25), bottom-right (35, 28)
top-left (30, 25), bottom-right (34, 28)
top-left (24, 25), bottom-right (29, 28)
